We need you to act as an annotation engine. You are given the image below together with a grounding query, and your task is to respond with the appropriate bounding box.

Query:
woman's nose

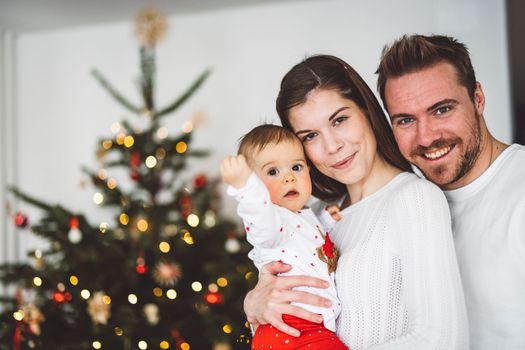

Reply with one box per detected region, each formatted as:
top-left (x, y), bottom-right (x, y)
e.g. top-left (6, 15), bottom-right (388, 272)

top-left (324, 135), bottom-right (343, 154)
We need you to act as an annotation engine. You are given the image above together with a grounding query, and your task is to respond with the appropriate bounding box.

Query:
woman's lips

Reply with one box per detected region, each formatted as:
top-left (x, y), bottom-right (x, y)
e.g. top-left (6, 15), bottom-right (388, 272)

top-left (331, 154), bottom-right (355, 169)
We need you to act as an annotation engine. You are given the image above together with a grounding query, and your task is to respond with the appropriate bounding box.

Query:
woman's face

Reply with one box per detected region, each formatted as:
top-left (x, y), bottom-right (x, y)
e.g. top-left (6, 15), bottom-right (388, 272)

top-left (288, 89), bottom-right (378, 187)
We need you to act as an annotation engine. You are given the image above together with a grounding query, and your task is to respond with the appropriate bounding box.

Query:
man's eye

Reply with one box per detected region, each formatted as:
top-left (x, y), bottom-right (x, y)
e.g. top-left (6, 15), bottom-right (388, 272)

top-left (301, 132), bottom-right (316, 142)
top-left (267, 168), bottom-right (279, 176)
top-left (436, 106), bottom-right (451, 115)
top-left (292, 164), bottom-right (303, 171)
top-left (396, 117), bottom-right (414, 126)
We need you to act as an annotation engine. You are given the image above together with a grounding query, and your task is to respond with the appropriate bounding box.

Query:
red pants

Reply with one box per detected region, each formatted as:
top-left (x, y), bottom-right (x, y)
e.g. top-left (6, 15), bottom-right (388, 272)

top-left (252, 314), bottom-right (348, 349)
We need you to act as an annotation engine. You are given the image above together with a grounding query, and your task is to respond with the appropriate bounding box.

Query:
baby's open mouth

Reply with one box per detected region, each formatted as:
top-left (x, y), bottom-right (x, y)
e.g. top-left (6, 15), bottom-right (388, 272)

top-left (285, 190), bottom-right (299, 197)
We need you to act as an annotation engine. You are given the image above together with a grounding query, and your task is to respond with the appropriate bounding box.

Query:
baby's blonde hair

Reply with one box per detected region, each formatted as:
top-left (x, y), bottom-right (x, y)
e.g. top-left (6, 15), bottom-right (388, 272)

top-left (238, 124), bottom-right (302, 167)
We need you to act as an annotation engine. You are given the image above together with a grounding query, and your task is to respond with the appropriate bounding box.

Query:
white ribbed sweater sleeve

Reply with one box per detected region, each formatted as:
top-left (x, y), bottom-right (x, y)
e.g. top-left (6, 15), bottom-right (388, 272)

top-left (333, 175), bottom-right (469, 350)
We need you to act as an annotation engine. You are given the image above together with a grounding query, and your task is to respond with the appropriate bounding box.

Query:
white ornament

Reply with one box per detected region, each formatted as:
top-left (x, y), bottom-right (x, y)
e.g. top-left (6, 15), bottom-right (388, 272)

top-left (225, 237), bottom-right (241, 254)
top-left (68, 228), bottom-right (82, 244)
top-left (143, 303), bottom-right (160, 325)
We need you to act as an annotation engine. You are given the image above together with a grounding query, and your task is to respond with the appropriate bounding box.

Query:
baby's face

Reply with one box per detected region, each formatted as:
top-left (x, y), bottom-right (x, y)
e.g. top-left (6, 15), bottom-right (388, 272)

top-left (252, 140), bottom-right (312, 212)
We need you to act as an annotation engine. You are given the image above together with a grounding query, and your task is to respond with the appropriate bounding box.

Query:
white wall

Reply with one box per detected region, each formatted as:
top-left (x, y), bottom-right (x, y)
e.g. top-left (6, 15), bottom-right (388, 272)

top-left (13, 0), bottom-right (511, 255)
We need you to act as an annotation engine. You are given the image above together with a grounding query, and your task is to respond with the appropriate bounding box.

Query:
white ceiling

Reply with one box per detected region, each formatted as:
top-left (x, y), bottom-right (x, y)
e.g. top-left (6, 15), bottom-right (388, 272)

top-left (0, 0), bottom-right (303, 33)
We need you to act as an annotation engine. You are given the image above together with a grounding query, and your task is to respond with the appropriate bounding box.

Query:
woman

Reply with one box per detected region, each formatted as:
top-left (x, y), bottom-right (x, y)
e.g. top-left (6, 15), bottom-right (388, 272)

top-left (244, 55), bottom-right (469, 349)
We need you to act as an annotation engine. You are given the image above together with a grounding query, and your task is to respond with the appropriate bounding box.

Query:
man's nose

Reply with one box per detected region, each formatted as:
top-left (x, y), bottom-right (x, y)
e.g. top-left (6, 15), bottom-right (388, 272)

top-left (416, 118), bottom-right (440, 147)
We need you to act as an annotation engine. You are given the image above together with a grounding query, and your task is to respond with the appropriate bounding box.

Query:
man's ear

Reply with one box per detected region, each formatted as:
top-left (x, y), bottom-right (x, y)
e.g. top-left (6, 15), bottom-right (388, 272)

top-left (473, 82), bottom-right (485, 115)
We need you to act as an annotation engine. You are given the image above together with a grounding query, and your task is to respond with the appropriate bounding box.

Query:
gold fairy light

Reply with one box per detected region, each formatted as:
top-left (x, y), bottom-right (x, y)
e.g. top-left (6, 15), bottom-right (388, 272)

top-left (187, 214), bottom-right (199, 227)
top-left (119, 213), bottom-right (129, 225)
top-left (57, 283), bottom-right (66, 292)
top-left (92, 341), bottom-right (102, 350)
top-left (153, 288), bottom-right (163, 297)
top-left (208, 283), bottom-right (218, 293)
top-left (13, 310), bottom-right (24, 321)
top-left (81, 289), bottom-right (91, 299)
top-left (70, 275), bottom-right (79, 286)
top-left (33, 277), bottom-right (42, 287)
top-left (244, 272), bottom-right (254, 280)
top-left (93, 193), bottom-right (104, 205)
top-left (166, 289), bottom-right (177, 299)
top-left (157, 126), bottom-right (168, 139)
top-left (160, 341), bottom-right (169, 349)
top-left (159, 241), bottom-right (170, 253)
top-left (103, 295), bottom-right (111, 305)
top-left (176, 141), bottom-right (187, 154)
top-left (180, 343), bottom-right (190, 350)
top-left (116, 133), bottom-right (126, 145)
top-left (135, 7), bottom-right (168, 47)
top-left (138, 340), bottom-right (148, 350)
top-left (145, 155), bottom-right (157, 168)
top-left (114, 327), bottom-right (124, 336)
top-left (99, 222), bottom-right (108, 233)
top-left (222, 324), bottom-right (232, 334)
top-left (137, 219), bottom-right (149, 232)
top-left (128, 294), bottom-right (138, 304)
top-left (107, 178), bottom-right (117, 189)
top-left (110, 122), bottom-right (121, 134)
top-left (97, 169), bottom-right (108, 180)
top-left (102, 140), bottom-right (113, 150)
top-left (182, 231), bottom-right (194, 245)
top-left (191, 281), bottom-right (202, 292)
top-left (217, 277), bottom-right (228, 287)
top-left (124, 136), bottom-right (135, 148)
top-left (181, 121), bottom-right (193, 133)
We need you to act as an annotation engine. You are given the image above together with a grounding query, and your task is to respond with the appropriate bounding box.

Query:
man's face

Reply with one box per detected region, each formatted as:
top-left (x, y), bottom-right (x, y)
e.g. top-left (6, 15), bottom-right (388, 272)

top-left (385, 62), bottom-right (486, 190)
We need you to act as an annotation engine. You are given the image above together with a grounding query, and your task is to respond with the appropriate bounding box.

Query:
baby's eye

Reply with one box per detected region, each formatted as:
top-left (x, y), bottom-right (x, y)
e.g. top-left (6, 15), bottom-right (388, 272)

top-left (267, 168), bottom-right (279, 176)
top-left (292, 164), bottom-right (303, 171)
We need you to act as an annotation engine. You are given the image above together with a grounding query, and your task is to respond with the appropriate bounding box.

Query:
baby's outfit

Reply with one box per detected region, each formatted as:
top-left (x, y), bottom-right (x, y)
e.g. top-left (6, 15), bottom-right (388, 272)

top-left (227, 173), bottom-right (348, 350)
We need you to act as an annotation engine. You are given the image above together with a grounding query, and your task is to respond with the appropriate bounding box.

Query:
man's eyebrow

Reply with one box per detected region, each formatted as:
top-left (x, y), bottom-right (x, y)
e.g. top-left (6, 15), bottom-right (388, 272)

top-left (427, 99), bottom-right (458, 112)
top-left (295, 106), bottom-right (350, 135)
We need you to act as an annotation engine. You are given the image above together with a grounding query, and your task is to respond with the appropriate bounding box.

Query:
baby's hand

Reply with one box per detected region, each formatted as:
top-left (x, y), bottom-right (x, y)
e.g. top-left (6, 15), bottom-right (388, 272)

top-left (220, 155), bottom-right (252, 189)
top-left (325, 205), bottom-right (342, 221)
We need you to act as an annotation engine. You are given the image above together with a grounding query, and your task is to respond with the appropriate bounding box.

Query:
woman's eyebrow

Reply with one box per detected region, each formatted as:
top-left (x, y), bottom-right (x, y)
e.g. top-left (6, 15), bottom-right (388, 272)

top-left (295, 106), bottom-right (350, 135)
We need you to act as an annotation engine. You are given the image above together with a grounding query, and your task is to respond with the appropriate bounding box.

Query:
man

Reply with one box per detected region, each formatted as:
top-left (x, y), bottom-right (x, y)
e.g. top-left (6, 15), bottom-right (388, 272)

top-left (376, 34), bottom-right (525, 350)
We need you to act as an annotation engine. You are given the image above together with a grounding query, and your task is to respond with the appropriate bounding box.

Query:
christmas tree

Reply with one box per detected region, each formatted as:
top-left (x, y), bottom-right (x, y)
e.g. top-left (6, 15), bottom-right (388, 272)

top-left (0, 9), bottom-right (256, 350)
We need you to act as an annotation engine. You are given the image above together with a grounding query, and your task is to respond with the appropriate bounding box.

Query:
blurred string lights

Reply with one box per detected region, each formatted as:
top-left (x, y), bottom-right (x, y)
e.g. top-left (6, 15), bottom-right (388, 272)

top-left (8, 118), bottom-right (255, 350)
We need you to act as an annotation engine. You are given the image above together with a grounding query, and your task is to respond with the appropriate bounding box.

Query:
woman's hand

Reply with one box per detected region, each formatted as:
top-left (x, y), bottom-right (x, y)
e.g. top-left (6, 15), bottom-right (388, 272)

top-left (244, 261), bottom-right (332, 337)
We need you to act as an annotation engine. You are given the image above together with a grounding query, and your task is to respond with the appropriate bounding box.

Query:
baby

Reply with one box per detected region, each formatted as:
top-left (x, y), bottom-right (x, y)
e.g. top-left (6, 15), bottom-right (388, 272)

top-left (220, 124), bottom-right (347, 350)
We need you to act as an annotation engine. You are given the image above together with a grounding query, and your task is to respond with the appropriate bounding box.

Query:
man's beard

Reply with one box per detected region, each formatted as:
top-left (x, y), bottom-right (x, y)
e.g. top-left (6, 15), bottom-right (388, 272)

top-left (412, 112), bottom-right (482, 187)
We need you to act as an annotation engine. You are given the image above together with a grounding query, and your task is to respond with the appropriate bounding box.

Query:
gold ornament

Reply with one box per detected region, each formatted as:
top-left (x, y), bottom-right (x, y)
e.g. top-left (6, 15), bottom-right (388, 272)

top-left (87, 291), bottom-right (111, 325)
top-left (153, 261), bottom-right (182, 286)
top-left (135, 8), bottom-right (168, 47)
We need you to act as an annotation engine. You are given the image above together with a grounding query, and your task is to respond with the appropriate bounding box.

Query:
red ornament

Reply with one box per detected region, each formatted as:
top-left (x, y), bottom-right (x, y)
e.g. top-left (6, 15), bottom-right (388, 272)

top-left (131, 170), bottom-right (140, 181)
top-left (69, 216), bottom-right (79, 229)
top-left (204, 292), bottom-right (223, 305)
top-left (130, 152), bottom-right (141, 167)
top-left (192, 174), bottom-right (207, 189)
top-left (136, 255), bottom-right (147, 274)
top-left (322, 232), bottom-right (335, 259)
top-left (14, 211), bottom-right (29, 228)
top-left (52, 290), bottom-right (72, 304)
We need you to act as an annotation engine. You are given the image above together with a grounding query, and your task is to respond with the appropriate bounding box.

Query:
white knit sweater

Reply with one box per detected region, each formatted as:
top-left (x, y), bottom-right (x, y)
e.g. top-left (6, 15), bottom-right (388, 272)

top-left (324, 173), bottom-right (469, 349)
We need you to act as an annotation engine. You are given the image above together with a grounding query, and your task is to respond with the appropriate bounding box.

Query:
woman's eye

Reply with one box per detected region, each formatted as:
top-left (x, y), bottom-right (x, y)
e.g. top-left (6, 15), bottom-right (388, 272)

top-left (301, 132), bottom-right (317, 142)
top-left (333, 116), bottom-right (348, 125)
top-left (267, 168), bottom-right (279, 176)
top-left (292, 164), bottom-right (303, 171)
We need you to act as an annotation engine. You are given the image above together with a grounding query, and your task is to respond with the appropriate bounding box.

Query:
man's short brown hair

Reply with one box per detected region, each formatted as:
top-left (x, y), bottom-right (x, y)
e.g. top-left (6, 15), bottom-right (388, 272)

top-left (376, 34), bottom-right (477, 111)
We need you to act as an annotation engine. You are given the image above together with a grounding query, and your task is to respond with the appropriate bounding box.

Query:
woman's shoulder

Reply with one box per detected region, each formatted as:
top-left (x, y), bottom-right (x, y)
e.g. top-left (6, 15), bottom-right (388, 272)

top-left (394, 172), bottom-right (446, 202)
